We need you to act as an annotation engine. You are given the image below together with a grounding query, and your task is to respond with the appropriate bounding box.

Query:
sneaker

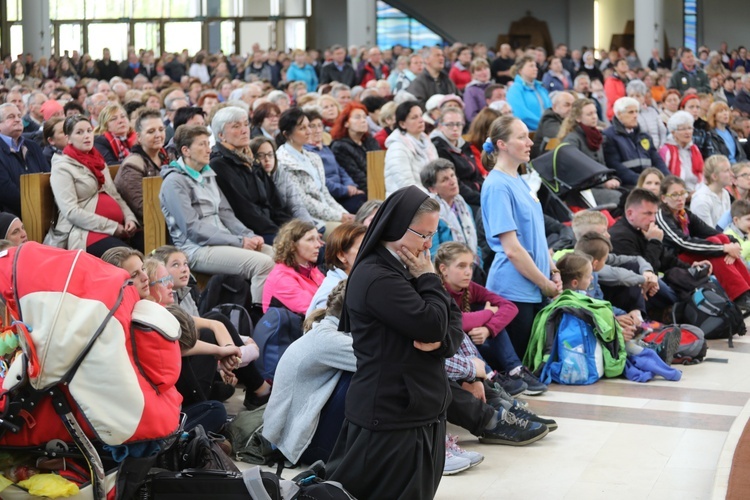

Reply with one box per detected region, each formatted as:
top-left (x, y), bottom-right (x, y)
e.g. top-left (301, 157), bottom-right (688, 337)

top-left (479, 409), bottom-right (549, 446)
top-left (446, 434), bottom-right (483, 468)
top-left (484, 379), bottom-right (515, 410)
top-left (507, 401), bottom-right (558, 432)
top-left (443, 451), bottom-right (472, 475)
top-left (492, 372), bottom-right (527, 397)
top-left (510, 367), bottom-right (548, 396)
top-left (656, 327), bottom-right (681, 365)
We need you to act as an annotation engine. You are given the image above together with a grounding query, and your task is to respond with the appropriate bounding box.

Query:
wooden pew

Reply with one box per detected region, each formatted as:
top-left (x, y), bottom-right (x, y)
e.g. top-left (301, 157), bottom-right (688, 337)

top-left (21, 165), bottom-right (120, 243)
top-left (366, 150), bottom-right (386, 201)
top-left (142, 176), bottom-right (166, 255)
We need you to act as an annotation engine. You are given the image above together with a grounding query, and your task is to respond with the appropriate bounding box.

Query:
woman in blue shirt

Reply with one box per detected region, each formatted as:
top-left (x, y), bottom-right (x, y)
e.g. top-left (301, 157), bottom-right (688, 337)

top-left (480, 115), bottom-right (562, 360)
top-left (708, 101), bottom-right (746, 164)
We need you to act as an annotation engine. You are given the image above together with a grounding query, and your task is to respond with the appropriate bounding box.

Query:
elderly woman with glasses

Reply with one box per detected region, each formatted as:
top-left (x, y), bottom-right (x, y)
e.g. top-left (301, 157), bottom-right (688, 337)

top-left (656, 175), bottom-right (750, 311)
top-left (658, 110), bottom-right (704, 192)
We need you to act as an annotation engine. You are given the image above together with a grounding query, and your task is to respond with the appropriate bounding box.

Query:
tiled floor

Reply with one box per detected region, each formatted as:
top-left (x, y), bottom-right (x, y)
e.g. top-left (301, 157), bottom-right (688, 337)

top-left (434, 335), bottom-right (750, 500)
top-left (229, 332), bottom-right (750, 499)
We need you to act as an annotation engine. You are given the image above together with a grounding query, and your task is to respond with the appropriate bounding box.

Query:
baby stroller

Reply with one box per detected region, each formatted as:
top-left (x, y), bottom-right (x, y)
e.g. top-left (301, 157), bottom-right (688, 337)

top-left (0, 242), bottom-right (183, 499)
top-left (527, 142), bottom-right (617, 222)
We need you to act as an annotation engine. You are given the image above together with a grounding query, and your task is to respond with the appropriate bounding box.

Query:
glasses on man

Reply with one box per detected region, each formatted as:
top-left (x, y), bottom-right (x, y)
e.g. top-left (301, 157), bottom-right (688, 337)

top-left (664, 191), bottom-right (689, 199)
top-left (407, 227), bottom-right (436, 240)
top-left (149, 275), bottom-right (174, 287)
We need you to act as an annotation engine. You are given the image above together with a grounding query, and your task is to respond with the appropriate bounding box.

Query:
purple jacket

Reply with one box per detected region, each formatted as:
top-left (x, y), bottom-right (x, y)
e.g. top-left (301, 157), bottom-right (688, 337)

top-left (463, 81), bottom-right (491, 123)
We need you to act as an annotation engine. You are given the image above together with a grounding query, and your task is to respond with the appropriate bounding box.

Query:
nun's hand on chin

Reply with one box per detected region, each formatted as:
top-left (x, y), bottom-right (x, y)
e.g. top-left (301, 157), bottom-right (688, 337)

top-left (397, 246), bottom-right (435, 278)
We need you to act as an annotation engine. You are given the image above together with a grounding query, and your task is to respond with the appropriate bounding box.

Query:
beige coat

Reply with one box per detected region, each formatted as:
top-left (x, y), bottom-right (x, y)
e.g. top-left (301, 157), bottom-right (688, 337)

top-left (46, 153), bottom-right (136, 250)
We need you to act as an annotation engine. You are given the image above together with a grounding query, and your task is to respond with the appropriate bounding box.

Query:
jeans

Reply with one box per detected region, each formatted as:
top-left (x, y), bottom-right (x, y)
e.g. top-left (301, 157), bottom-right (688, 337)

top-left (183, 400), bottom-right (227, 434)
top-left (189, 244), bottom-right (274, 303)
top-left (300, 371), bottom-right (353, 465)
top-left (475, 329), bottom-right (523, 372)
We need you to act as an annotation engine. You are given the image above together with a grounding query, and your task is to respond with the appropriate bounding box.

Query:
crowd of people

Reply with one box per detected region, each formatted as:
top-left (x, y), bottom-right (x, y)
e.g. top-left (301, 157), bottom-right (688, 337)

top-left (2, 37), bottom-right (750, 499)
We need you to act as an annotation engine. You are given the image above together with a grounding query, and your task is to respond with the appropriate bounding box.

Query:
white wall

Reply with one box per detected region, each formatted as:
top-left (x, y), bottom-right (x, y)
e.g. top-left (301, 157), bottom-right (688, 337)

top-left (702, 0), bottom-right (750, 50)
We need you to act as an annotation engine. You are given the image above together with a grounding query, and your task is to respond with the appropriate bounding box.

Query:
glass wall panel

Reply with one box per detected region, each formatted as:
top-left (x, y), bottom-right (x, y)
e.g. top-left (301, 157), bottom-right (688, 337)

top-left (58, 24), bottom-right (83, 57)
top-left (10, 25), bottom-right (23, 58)
top-left (88, 23), bottom-right (129, 62)
top-left (135, 23), bottom-right (161, 57)
top-left (164, 22), bottom-right (202, 55)
top-left (50, 0), bottom-right (85, 20)
top-left (220, 21), bottom-right (236, 55)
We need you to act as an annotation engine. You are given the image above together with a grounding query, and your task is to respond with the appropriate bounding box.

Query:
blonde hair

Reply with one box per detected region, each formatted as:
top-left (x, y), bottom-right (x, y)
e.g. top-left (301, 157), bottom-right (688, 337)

top-left (556, 251), bottom-right (593, 289)
top-left (704, 154), bottom-right (730, 184)
top-left (480, 115), bottom-right (521, 170)
top-left (142, 257), bottom-right (163, 283)
top-left (636, 167), bottom-right (665, 188)
top-left (434, 242), bottom-right (474, 312)
top-left (101, 247), bottom-right (145, 268)
top-left (94, 103), bottom-right (131, 135)
top-left (557, 98), bottom-right (596, 140)
top-left (303, 279), bottom-right (347, 332)
top-left (571, 210), bottom-right (608, 239)
top-left (707, 101), bottom-right (730, 129)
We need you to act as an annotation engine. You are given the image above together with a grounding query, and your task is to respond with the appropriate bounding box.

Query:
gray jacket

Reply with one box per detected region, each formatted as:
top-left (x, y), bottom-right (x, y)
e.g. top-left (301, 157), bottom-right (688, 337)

top-left (262, 316), bottom-right (356, 464)
top-left (598, 253), bottom-right (653, 287)
top-left (159, 160), bottom-right (254, 260)
top-left (562, 126), bottom-right (606, 165)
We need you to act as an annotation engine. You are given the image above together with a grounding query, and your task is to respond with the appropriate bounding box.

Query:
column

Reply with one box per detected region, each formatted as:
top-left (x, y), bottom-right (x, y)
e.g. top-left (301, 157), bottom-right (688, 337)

top-left (347, 0), bottom-right (376, 48)
top-left (206, 0), bottom-right (222, 54)
top-left (22, 0), bottom-right (51, 59)
top-left (634, 0), bottom-right (663, 63)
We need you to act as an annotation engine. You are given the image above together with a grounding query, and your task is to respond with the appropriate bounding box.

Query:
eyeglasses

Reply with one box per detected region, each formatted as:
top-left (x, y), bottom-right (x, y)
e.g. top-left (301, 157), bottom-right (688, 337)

top-left (149, 275), bottom-right (174, 287)
top-left (407, 227), bottom-right (436, 240)
top-left (442, 122), bottom-right (465, 129)
top-left (309, 123), bottom-right (324, 130)
top-left (255, 152), bottom-right (274, 160)
top-left (675, 126), bottom-right (694, 132)
top-left (736, 173), bottom-right (750, 179)
top-left (664, 191), bottom-right (689, 199)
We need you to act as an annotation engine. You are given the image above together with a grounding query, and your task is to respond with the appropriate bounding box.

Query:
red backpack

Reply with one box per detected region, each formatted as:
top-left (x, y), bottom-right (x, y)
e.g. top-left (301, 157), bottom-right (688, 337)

top-left (642, 323), bottom-right (708, 365)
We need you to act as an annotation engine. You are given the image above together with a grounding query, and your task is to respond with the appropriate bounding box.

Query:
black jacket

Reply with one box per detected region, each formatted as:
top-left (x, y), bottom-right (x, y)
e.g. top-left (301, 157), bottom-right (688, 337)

top-left (430, 136), bottom-right (483, 208)
top-left (209, 143), bottom-right (291, 236)
top-left (319, 63), bottom-right (357, 87)
top-left (330, 135), bottom-right (380, 193)
top-left (408, 70), bottom-right (458, 107)
top-left (609, 216), bottom-right (687, 274)
top-left (532, 108), bottom-right (563, 158)
top-left (93, 135), bottom-right (121, 166)
top-left (709, 128), bottom-right (747, 163)
top-left (96, 59), bottom-right (120, 81)
top-left (655, 207), bottom-right (729, 258)
top-left (0, 137), bottom-right (49, 216)
top-left (344, 245), bottom-right (462, 431)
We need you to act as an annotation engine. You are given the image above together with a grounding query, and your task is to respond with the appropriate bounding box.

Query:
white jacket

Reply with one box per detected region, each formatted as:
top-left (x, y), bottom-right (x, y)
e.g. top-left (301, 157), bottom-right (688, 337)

top-left (384, 129), bottom-right (437, 197)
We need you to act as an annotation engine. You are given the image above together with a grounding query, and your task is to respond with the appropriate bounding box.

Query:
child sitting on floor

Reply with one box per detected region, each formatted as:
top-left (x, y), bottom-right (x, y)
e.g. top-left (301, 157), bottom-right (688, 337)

top-left (724, 199), bottom-right (750, 269)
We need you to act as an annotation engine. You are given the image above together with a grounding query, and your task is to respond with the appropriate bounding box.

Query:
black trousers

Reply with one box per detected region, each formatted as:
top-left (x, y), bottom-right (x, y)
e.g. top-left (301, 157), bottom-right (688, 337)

top-left (86, 236), bottom-right (130, 258)
top-left (599, 261), bottom-right (647, 316)
top-left (327, 417), bottom-right (445, 500)
top-left (446, 380), bottom-right (496, 436)
top-left (505, 301), bottom-right (545, 361)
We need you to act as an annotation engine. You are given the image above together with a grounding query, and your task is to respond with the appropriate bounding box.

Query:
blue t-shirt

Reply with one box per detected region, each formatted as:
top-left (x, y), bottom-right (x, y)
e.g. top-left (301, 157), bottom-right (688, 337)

top-left (481, 170), bottom-right (549, 303)
top-left (716, 128), bottom-right (737, 163)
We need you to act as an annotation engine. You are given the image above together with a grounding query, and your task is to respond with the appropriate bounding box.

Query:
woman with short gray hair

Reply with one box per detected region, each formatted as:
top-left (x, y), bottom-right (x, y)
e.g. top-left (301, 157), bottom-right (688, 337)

top-left (658, 110), bottom-right (704, 191)
top-left (626, 79), bottom-right (667, 149)
top-left (420, 158), bottom-right (482, 276)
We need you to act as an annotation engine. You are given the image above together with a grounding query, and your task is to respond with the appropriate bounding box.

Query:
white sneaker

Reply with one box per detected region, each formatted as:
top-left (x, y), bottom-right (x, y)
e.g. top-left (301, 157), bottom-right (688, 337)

top-left (446, 434), bottom-right (484, 467)
top-left (443, 451), bottom-right (472, 475)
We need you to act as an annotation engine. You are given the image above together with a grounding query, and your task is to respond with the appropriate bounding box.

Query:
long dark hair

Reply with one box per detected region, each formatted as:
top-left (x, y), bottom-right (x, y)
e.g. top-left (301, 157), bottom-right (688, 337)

top-left (276, 107), bottom-right (306, 146)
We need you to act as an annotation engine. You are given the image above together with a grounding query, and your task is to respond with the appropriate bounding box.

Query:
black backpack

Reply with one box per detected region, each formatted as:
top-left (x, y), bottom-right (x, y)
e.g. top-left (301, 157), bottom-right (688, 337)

top-left (198, 274), bottom-right (253, 316)
top-left (673, 279), bottom-right (746, 347)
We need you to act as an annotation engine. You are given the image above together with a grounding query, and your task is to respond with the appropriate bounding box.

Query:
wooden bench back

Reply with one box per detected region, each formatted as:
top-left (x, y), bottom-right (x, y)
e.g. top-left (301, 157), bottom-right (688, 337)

top-left (366, 150), bottom-right (386, 201)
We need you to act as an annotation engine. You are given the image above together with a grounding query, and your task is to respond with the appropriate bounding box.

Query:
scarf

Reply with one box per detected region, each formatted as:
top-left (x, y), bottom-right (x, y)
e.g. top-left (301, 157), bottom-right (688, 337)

top-left (399, 131), bottom-right (438, 164)
top-left (64, 144), bottom-right (106, 187)
top-left (104, 131), bottom-right (137, 162)
top-left (579, 123), bottom-right (603, 151)
top-left (675, 209), bottom-right (690, 236)
top-left (663, 143), bottom-right (704, 183)
top-left (433, 193), bottom-right (479, 263)
top-left (130, 144), bottom-right (169, 170)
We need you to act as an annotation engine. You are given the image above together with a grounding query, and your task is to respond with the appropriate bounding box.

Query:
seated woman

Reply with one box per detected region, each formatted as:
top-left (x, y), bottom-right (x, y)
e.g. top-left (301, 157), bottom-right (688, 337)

top-left (541, 56), bottom-right (572, 92)
top-left (114, 108), bottom-right (169, 247)
top-left (656, 175), bottom-right (750, 311)
top-left (42, 116), bottom-right (66, 167)
top-left (329, 102), bottom-right (381, 201)
top-left (262, 219), bottom-right (324, 314)
top-left (708, 101), bottom-right (747, 164)
top-left (276, 108), bottom-right (353, 236)
top-left (250, 101), bottom-right (281, 140)
top-left (690, 154), bottom-right (732, 228)
top-left (728, 162), bottom-right (750, 202)
top-left (307, 222), bottom-right (366, 315)
top-left (636, 167), bottom-right (665, 197)
top-left (659, 89), bottom-right (681, 125)
top-left (679, 94), bottom-right (715, 159)
top-left (420, 159), bottom-right (482, 278)
top-left (373, 101), bottom-right (397, 150)
top-left (384, 100), bottom-right (438, 197)
top-left (46, 115), bottom-right (137, 256)
top-left (210, 107), bottom-right (292, 245)
top-left (627, 79), bottom-right (667, 150)
top-left (160, 124), bottom-right (275, 306)
top-left (558, 98), bottom-right (622, 206)
top-left (93, 103), bottom-right (138, 165)
top-left (430, 107), bottom-right (483, 210)
top-left (465, 107), bottom-right (501, 177)
top-left (263, 280), bottom-right (356, 465)
top-left (658, 110), bottom-right (704, 192)
top-left (318, 94), bottom-right (341, 133)
top-left (305, 108), bottom-right (366, 214)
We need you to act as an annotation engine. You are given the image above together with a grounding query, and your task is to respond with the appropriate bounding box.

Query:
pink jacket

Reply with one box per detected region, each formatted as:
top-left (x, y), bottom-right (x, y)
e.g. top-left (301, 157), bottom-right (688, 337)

top-left (262, 263), bottom-right (325, 314)
top-left (447, 281), bottom-right (519, 336)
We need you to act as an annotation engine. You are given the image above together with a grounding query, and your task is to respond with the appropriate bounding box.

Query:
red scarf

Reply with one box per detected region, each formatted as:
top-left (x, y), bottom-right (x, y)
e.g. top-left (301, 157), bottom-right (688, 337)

top-left (469, 143), bottom-right (489, 177)
top-left (63, 144), bottom-right (106, 187)
top-left (663, 143), bottom-right (704, 183)
top-left (675, 209), bottom-right (690, 236)
top-left (579, 124), bottom-right (602, 151)
top-left (104, 131), bottom-right (137, 162)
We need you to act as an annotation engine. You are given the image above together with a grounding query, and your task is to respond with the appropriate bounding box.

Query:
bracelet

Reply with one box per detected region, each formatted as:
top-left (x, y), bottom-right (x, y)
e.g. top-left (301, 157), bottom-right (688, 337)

top-left (550, 270), bottom-right (560, 277)
top-left (224, 344), bottom-right (234, 347)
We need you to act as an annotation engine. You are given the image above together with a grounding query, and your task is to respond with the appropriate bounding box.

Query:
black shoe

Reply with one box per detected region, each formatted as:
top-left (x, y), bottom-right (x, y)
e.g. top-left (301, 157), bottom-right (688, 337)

top-left (492, 372), bottom-right (527, 397)
top-left (507, 401), bottom-right (558, 432)
top-left (484, 379), bottom-right (515, 410)
top-left (510, 367), bottom-right (548, 396)
top-left (656, 327), bottom-right (681, 365)
top-left (734, 292), bottom-right (750, 316)
top-left (243, 390), bottom-right (270, 411)
top-left (479, 409), bottom-right (549, 446)
top-left (210, 382), bottom-right (236, 403)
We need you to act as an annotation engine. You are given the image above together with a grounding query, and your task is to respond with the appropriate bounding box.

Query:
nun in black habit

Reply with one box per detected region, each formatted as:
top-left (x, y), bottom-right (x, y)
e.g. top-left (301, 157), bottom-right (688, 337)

top-left (326, 185), bottom-right (463, 500)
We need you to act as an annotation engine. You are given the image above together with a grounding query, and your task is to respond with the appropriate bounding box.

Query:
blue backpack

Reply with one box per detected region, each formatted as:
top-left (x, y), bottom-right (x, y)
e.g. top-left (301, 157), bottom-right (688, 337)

top-left (541, 313), bottom-right (603, 385)
top-left (253, 307), bottom-right (303, 381)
